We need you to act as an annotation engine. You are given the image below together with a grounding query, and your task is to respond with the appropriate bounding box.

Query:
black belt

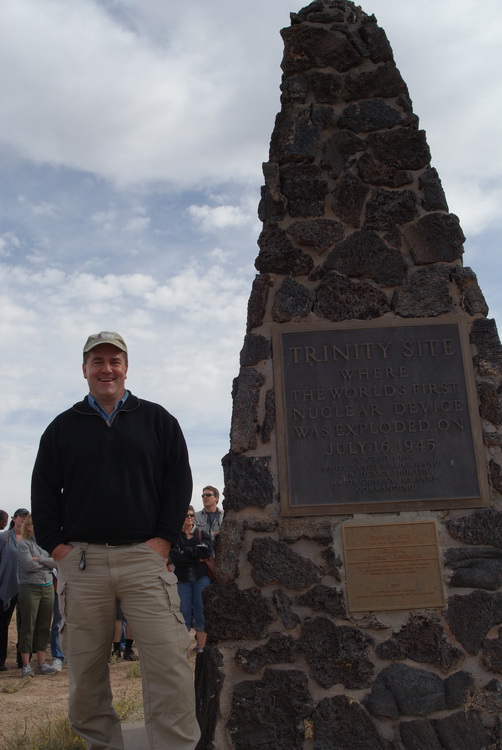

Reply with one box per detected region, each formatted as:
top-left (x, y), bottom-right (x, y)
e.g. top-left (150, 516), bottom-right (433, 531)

top-left (86, 541), bottom-right (144, 548)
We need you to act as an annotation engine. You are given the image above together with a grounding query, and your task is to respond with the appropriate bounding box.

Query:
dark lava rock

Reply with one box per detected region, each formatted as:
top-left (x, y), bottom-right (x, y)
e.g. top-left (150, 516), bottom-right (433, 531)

top-left (281, 24), bottom-right (361, 74)
top-left (375, 614), bottom-right (462, 671)
top-left (432, 710), bottom-right (495, 750)
top-left (323, 229), bottom-right (406, 286)
top-left (444, 546), bottom-right (502, 591)
top-left (286, 218), bottom-right (344, 253)
top-left (227, 668), bottom-right (312, 750)
top-left (471, 317), bottom-right (502, 378)
top-left (299, 616), bottom-right (374, 689)
top-left (445, 589), bottom-right (502, 654)
top-left (367, 663), bottom-right (470, 718)
top-left (295, 584), bottom-right (346, 618)
top-left (249, 537), bottom-right (323, 589)
top-left (482, 626), bottom-right (502, 673)
top-left (366, 127), bottom-right (430, 170)
top-left (204, 583), bottom-right (273, 641)
top-left (393, 265), bottom-right (453, 318)
top-left (403, 212), bottom-right (465, 264)
top-left (445, 507), bottom-right (502, 549)
top-left (364, 187), bottom-right (418, 230)
top-left (230, 367), bottom-right (265, 453)
top-left (339, 99), bottom-right (402, 132)
top-left (246, 273), bottom-right (272, 331)
top-left (271, 276), bottom-right (316, 322)
top-left (419, 167), bottom-right (448, 211)
top-left (240, 333), bottom-right (271, 367)
top-left (235, 632), bottom-right (299, 674)
top-left (331, 171), bottom-right (369, 225)
top-left (314, 271), bottom-right (390, 321)
top-left (312, 695), bottom-right (386, 750)
top-left (321, 129), bottom-right (366, 178)
top-left (451, 266), bottom-right (488, 316)
top-left (273, 588), bottom-right (300, 629)
top-left (256, 226), bottom-right (314, 276)
top-left (222, 453), bottom-right (276, 511)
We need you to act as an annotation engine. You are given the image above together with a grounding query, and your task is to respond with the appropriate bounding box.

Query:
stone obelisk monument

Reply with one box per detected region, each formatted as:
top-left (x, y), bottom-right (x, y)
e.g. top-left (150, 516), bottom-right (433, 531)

top-left (196, 2), bottom-right (502, 748)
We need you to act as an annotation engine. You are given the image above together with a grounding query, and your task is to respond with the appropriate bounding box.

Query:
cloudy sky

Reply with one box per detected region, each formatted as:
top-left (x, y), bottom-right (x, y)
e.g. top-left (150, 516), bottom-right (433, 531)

top-left (1, 0), bottom-right (501, 519)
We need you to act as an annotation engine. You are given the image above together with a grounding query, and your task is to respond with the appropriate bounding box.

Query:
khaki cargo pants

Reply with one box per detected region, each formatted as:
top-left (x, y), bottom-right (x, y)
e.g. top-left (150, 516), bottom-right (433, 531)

top-left (58, 542), bottom-right (200, 750)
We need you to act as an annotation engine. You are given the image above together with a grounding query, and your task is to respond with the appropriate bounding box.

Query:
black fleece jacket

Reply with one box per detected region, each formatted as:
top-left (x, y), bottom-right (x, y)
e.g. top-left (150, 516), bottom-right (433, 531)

top-left (31, 393), bottom-right (193, 553)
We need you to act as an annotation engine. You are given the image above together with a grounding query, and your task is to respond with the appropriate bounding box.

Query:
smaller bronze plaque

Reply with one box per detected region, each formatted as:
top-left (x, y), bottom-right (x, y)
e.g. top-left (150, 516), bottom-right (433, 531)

top-left (342, 521), bottom-right (444, 612)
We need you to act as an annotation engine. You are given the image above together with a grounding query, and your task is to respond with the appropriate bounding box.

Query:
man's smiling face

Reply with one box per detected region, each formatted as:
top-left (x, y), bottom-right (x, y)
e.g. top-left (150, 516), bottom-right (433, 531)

top-left (82, 343), bottom-right (128, 407)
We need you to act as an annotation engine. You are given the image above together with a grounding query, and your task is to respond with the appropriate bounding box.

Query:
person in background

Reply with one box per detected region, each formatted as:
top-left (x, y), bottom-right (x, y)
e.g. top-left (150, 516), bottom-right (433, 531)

top-left (32, 330), bottom-right (199, 750)
top-left (0, 510), bottom-right (8, 530)
top-left (195, 486), bottom-right (224, 547)
top-left (17, 514), bottom-right (57, 677)
top-left (170, 506), bottom-right (212, 653)
top-left (0, 508), bottom-right (28, 671)
top-left (110, 603), bottom-right (139, 662)
top-left (50, 571), bottom-right (64, 671)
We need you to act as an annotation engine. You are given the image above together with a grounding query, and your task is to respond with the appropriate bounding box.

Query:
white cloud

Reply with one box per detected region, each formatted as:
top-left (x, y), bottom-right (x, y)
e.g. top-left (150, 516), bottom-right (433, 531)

top-left (446, 180), bottom-right (502, 236)
top-left (0, 232), bottom-right (21, 257)
top-left (125, 216), bottom-right (151, 232)
top-left (31, 201), bottom-right (59, 218)
top-left (187, 204), bottom-right (252, 232)
top-left (91, 209), bottom-right (118, 229)
top-left (18, 194), bottom-right (59, 218)
top-left (0, 0), bottom-right (288, 186)
top-left (209, 247), bottom-right (231, 263)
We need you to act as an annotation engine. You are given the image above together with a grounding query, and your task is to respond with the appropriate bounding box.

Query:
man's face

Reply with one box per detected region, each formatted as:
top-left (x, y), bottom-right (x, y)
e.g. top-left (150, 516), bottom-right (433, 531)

top-left (82, 344), bottom-right (128, 406)
top-left (0, 513), bottom-right (7, 530)
top-left (202, 490), bottom-right (217, 512)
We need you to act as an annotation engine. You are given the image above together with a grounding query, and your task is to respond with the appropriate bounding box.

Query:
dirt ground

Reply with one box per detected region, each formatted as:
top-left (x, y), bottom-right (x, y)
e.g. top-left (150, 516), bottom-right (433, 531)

top-left (0, 619), bottom-right (196, 746)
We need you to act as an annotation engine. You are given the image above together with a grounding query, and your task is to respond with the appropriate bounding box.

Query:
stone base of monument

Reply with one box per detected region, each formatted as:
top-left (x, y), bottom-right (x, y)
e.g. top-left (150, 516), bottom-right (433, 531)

top-left (195, 2), bottom-right (502, 749)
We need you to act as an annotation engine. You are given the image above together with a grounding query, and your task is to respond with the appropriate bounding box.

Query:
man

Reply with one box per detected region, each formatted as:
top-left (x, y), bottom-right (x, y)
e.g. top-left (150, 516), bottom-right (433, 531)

top-left (195, 486), bottom-right (224, 544)
top-left (32, 331), bottom-right (200, 750)
top-left (0, 510), bottom-right (8, 530)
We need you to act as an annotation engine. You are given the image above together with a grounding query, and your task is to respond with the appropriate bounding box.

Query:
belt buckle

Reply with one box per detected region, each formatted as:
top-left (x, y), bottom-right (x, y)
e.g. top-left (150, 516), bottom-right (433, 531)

top-left (105, 543), bottom-right (120, 548)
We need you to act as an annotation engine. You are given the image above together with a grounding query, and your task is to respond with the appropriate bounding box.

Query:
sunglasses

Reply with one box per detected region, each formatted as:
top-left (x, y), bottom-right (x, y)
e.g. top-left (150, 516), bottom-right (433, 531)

top-left (186, 513), bottom-right (195, 518)
top-left (201, 493), bottom-right (214, 498)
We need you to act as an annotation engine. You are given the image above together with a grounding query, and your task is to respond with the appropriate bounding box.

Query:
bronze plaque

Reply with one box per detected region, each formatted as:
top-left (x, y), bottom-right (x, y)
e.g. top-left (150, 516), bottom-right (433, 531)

top-left (342, 521), bottom-right (445, 612)
top-left (273, 317), bottom-right (489, 515)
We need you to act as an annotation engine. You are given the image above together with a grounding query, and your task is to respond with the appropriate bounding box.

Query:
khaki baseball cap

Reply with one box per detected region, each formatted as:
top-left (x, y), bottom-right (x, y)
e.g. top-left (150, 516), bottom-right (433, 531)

top-left (83, 331), bottom-right (128, 355)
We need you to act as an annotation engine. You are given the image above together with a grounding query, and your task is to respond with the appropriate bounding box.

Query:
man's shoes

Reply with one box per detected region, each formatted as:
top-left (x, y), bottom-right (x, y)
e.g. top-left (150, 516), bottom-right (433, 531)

top-left (51, 658), bottom-right (64, 671)
top-left (21, 665), bottom-right (34, 678)
top-left (123, 648), bottom-right (139, 661)
top-left (109, 649), bottom-right (121, 663)
top-left (35, 663), bottom-right (57, 675)
top-left (0, 663), bottom-right (8, 671)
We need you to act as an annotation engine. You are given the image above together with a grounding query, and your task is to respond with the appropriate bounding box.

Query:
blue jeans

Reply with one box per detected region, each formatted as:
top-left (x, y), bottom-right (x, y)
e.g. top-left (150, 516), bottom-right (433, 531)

top-left (51, 591), bottom-right (64, 661)
top-left (177, 576), bottom-right (211, 631)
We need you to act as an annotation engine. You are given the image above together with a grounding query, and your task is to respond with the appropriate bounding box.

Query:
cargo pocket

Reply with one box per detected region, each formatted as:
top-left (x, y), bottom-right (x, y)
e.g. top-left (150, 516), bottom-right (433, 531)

top-left (159, 567), bottom-right (182, 611)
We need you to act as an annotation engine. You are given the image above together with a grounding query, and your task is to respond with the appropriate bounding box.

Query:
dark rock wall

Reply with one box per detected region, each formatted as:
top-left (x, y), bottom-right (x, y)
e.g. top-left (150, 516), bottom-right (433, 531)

top-left (195, 2), bottom-right (502, 748)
